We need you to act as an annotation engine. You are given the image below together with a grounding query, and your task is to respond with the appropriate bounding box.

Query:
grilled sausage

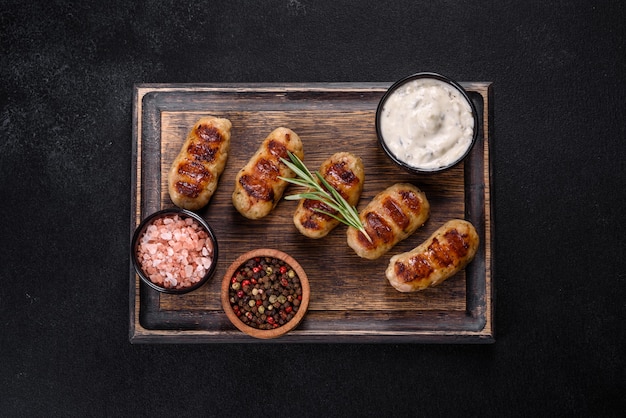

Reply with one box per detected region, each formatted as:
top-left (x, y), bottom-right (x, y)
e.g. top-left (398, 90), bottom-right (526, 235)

top-left (232, 127), bottom-right (304, 219)
top-left (346, 183), bottom-right (430, 260)
top-left (386, 219), bottom-right (479, 292)
top-left (293, 152), bottom-right (365, 239)
top-left (168, 117), bottom-right (232, 210)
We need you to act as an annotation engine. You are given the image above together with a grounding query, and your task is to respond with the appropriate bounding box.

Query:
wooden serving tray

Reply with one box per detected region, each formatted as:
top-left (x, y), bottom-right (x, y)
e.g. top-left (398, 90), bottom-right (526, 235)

top-left (130, 82), bottom-right (494, 343)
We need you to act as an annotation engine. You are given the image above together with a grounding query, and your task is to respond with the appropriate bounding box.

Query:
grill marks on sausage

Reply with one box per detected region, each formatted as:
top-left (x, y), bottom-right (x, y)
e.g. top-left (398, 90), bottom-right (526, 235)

top-left (436, 229), bottom-right (471, 263)
top-left (324, 161), bottom-right (359, 193)
top-left (381, 198), bottom-right (409, 230)
top-left (267, 138), bottom-right (288, 159)
top-left (196, 125), bottom-right (221, 142)
top-left (174, 180), bottom-right (202, 199)
top-left (239, 157), bottom-right (281, 202)
top-left (299, 198), bottom-right (334, 231)
top-left (186, 142), bottom-right (217, 163)
top-left (399, 189), bottom-right (422, 211)
top-left (177, 160), bottom-right (211, 181)
top-left (396, 255), bottom-right (433, 283)
top-left (303, 198), bottom-right (333, 213)
top-left (358, 212), bottom-right (393, 249)
top-left (358, 187), bottom-right (423, 249)
top-left (255, 158), bottom-right (280, 180)
top-left (239, 174), bottom-right (274, 202)
top-left (176, 161), bottom-right (213, 197)
top-left (174, 124), bottom-right (224, 198)
top-left (395, 228), bottom-right (471, 284)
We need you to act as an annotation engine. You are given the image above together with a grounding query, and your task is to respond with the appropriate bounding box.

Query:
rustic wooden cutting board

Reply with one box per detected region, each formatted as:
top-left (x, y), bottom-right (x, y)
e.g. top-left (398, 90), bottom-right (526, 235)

top-left (130, 82), bottom-right (494, 343)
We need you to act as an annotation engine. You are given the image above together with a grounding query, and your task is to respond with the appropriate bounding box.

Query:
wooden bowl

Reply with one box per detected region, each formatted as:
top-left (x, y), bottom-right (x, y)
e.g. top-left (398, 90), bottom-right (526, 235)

top-left (221, 249), bottom-right (310, 339)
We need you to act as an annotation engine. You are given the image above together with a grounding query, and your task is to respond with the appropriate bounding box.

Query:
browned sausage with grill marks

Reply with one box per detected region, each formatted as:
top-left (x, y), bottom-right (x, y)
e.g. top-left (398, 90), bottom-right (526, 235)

top-left (232, 127), bottom-right (304, 219)
top-left (386, 219), bottom-right (479, 292)
top-left (293, 152), bottom-right (365, 239)
top-left (346, 183), bottom-right (430, 259)
top-left (168, 117), bottom-right (232, 210)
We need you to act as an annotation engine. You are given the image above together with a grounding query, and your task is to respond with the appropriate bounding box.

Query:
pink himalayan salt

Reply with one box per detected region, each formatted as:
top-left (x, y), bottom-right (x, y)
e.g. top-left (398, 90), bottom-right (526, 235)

top-left (136, 214), bottom-right (214, 290)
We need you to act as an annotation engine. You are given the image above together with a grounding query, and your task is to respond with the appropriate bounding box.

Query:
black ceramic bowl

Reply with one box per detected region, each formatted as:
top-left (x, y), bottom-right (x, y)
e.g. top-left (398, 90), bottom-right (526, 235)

top-left (376, 72), bottom-right (479, 174)
top-left (131, 208), bottom-right (218, 294)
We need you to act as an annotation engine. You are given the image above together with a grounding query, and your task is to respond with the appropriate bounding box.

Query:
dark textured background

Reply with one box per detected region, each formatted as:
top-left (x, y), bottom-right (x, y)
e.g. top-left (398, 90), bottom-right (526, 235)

top-left (1, 0), bottom-right (624, 416)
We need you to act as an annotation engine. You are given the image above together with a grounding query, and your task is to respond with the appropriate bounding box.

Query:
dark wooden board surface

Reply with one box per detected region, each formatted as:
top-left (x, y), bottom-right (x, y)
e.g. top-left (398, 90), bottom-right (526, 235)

top-left (130, 82), bottom-right (494, 343)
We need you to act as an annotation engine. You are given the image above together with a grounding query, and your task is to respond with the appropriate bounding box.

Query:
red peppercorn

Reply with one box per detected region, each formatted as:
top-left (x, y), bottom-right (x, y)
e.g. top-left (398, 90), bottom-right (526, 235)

top-left (267, 317), bottom-right (275, 324)
top-left (252, 266), bottom-right (261, 273)
top-left (281, 278), bottom-right (289, 287)
top-left (231, 276), bottom-right (238, 283)
top-left (251, 278), bottom-right (257, 284)
top-left (285, 306), bottom-right (293, 314)
top-left (242, 279), bottom-right (251, 287)
top-left (256, 299), bottom-right (263, 306)
top-left (237, 290), bottom-right (244, 298)
top-left (279, 266), bottom-right (287, 274)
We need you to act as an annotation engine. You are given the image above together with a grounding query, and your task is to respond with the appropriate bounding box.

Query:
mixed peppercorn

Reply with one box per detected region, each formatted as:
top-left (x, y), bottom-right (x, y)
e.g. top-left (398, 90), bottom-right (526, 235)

top-left (228, 256), bottom-right (303, 330)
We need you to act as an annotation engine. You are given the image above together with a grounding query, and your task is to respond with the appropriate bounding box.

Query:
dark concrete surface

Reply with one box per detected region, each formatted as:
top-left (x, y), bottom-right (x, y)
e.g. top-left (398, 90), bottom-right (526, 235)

top-left (1, 1), bottom-right (624, 416)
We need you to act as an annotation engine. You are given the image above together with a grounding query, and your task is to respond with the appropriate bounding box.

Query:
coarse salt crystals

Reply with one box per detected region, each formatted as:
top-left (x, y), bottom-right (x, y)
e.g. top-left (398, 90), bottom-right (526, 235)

top-left (136, 214), bottom-right (214, 290)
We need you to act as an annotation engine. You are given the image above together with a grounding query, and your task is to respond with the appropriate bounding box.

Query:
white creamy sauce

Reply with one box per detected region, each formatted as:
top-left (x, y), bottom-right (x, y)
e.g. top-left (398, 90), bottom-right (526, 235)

top-left (379, 78), bottom-right (474, 170)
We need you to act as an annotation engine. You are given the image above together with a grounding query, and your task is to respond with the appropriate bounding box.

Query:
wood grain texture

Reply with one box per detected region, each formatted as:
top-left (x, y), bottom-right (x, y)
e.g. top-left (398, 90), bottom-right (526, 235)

top-left (130, 83), bottom-right (494, 343)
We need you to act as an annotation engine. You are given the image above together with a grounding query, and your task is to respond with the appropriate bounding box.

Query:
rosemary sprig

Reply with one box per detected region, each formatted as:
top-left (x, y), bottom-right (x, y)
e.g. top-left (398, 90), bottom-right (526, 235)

top-left (279, 151), bottom-right (372, 242)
